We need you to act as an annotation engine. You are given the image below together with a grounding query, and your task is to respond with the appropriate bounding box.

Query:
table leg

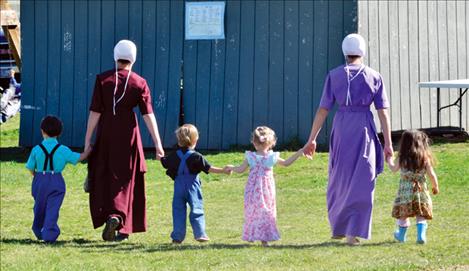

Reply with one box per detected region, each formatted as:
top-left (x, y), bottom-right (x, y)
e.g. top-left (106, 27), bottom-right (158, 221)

top-left (460, 88), bottom-right (462, 131)
top-left (437, 87), bottom-right (440, 127)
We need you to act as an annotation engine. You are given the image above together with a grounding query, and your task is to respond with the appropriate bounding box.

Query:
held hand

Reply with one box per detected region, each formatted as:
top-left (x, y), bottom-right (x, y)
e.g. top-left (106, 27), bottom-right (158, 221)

top-left (303, 140), bottom-right (317, 160)
top-left (383, 144), bottom-right (394, 161)
top-left (432, 186), bottom-right (439, 195)
top-left (224, 165), bottom-right (235, 175)
top-left (385, 154), bottom-right (393, 164)
top-left (155, 146), bottom-right (165, 161)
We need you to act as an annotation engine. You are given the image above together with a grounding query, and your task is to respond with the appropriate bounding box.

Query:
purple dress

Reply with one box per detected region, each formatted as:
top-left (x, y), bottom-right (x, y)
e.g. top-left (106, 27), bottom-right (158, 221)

top-left (319, 64), bottom-right (389, 239)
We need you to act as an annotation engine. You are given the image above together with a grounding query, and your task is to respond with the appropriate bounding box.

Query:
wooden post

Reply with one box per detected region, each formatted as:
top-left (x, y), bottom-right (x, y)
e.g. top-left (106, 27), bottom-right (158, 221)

top-left (1, 0), bottom-right (21, 70)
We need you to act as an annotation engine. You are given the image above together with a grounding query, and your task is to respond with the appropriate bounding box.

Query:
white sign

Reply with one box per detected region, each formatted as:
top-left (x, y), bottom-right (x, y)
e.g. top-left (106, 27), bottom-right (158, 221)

top-left (185, 2), bottom-right (225, 40)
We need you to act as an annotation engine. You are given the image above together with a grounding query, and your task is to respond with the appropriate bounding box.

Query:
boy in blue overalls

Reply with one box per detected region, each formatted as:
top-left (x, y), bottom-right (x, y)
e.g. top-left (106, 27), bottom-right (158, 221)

top-left (161, 124), bottom-right (231, 243)
top-left (26, 115), bottom-right (91, 243)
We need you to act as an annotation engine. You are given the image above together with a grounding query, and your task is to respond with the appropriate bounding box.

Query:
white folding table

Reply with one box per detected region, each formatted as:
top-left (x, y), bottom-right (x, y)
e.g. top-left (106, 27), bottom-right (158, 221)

top-left (418, 80), bottom-right (469, 130)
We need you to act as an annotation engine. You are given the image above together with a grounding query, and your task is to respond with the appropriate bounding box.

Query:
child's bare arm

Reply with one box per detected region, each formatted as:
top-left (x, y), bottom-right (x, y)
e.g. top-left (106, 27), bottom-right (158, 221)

top-left (386, 155), bottom-right (400, 173)
top-left (226, 159), bottom-right (249, 174)
top-left (426, 163), bottom-right (439, 195)
top-left (209, 166), bottom-right (231, 174)
top-left (277, 148), bottom-right (304, 167)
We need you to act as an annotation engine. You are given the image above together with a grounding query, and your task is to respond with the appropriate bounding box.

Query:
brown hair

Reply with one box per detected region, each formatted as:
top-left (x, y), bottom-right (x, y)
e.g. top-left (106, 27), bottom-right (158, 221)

top-left (251, 126), bottom-right (277, 149)
top-left (40, 115), bottom-right (63, 137)
top-left (175, 124), bottom-right (199, 147)
top-left (398, 130), bottom-right (435, 171)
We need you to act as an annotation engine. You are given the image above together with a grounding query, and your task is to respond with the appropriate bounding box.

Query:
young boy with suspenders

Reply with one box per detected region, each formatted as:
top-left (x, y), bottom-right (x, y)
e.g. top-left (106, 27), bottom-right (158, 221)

top-left (25, 115), bottom-right (91, 243)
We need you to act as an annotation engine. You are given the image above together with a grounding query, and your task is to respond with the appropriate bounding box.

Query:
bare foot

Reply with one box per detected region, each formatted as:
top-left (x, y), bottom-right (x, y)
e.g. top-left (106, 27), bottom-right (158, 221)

top-left (331, 235), bottom-right (345, 240)
top-left (196, 236), bottom-right (210, 242)
top-left (261, 241), bottom-right (270, 247)
top-left (346, 236), bottom-right (360, 246)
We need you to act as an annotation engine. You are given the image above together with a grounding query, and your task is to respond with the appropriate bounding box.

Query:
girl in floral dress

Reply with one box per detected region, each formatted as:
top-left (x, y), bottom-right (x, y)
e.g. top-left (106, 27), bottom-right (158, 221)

top-left (227, 126), bottom-right (303, 246)
top-left (386, 130), bottom-right (439, 244)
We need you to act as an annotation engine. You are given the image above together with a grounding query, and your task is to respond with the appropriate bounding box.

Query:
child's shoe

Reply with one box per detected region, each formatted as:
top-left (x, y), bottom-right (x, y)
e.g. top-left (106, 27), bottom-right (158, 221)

top-left (416, 223), bottom-right (427, 244)
top-left (394, 226), bottom-right (408, 242)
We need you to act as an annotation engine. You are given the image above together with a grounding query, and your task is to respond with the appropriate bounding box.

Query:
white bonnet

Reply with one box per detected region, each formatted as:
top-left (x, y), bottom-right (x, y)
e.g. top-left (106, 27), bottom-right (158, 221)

top-left (342, 33), bottom-right (366, 57)
top-left (114, 40), bottom-right (137, 64)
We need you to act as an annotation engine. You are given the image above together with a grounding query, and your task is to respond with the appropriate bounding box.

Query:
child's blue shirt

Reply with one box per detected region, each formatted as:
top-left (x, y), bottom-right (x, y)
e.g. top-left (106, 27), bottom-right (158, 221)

top-left (26, 138), bottom-right (80, 173)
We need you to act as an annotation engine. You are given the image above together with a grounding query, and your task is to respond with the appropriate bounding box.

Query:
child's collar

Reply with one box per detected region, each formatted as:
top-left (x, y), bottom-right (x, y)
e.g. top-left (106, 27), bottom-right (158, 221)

top-left (42, 137), bottom-right (58, 144)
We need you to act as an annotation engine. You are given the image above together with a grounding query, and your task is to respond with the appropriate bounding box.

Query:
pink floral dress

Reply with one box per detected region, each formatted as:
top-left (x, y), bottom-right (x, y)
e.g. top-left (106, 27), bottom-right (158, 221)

top-left (243, 151), bottom-right (280, 242)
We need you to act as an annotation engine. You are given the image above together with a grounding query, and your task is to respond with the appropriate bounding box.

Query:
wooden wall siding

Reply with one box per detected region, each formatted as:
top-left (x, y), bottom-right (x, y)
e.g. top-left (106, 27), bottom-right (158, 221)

top-left (358, 0), bottom-right (469, 132)
top-left (20, 0), bottom-right (183, 148)
top-left (19, 0), bottom-right (357, 149)
top-left (184, 0), bottom-right (358, 149)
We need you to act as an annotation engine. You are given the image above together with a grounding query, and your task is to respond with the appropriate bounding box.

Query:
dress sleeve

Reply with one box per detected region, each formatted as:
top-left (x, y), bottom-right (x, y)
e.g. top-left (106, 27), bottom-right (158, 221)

top-left (62, 146), bottom-right (81, 165)
top-left (89, 76), bottom-right (104, 113)
top-left (245, 151), bottom-right (254, 167)
top-left (138, 80), bottom-right (154, 115)
top-left (265, 152), bottom-right (280, 167)
top-left (319, 73), bottom-right (335, 110)
top-left (373, 74), bottom-right (390, 110)
top-left (25, 148), bottom-right (37, 171)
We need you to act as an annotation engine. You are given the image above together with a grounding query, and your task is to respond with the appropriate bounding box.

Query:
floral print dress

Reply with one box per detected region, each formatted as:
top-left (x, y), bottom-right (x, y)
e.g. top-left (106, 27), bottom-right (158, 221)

top-left (243, 151), bottom-right (280, 242)
top-left (392, 169), bottom-right (433, 219)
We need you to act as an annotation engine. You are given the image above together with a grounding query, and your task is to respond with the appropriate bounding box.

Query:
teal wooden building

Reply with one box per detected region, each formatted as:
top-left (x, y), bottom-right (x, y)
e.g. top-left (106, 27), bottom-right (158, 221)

top-left (19, 0), bottom-right (468, 149)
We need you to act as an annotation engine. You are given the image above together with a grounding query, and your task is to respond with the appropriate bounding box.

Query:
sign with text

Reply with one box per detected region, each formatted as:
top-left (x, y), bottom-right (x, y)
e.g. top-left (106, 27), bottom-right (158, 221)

top-left (185, 1), bottom-right (225, 40)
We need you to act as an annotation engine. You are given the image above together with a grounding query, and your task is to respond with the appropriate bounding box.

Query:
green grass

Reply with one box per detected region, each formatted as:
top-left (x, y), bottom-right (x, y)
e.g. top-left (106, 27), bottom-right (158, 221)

top-left (0, 114), bottom-right (20, 148)
top-left (1, 115), bottom-right (469, 270)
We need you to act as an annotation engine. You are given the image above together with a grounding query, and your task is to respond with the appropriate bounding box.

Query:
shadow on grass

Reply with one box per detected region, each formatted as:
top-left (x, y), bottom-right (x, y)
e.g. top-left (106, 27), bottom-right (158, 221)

top-left (1, 238), bottom-right (397, 252)
top-left (0, 147), bottom-right (29, 163)
top-left (0, 238), bottom-right (100, 246)
top-left (83, 239), bottom-right (398, 253)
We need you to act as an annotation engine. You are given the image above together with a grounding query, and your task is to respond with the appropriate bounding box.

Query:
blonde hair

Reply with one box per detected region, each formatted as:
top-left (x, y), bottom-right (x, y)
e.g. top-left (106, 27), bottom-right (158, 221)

top-left (175, 124), bottom-right (199, 147)
top-left (251, 126), bottom-right (277, 149)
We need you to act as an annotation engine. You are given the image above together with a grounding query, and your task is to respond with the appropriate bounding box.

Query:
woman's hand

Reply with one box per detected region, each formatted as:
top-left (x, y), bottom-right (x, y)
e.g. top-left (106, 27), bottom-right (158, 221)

top-left (383, 144), bottom-right (394, 160)
top-left (303, 140), bottom-right (317, 159)
top-left (155, 145), bottom-right (165, 160)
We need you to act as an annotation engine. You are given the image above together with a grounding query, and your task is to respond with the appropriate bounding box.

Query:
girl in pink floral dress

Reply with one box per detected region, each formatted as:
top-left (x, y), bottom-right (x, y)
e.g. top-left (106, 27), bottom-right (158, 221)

top-left (227, 126), bottom-right (303, 246)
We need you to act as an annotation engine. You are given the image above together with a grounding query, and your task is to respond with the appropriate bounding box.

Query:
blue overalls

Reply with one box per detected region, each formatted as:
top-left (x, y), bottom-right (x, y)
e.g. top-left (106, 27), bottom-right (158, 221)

top-left (31, 144), bottom-right (66, 243)
top-left (171, 150), bottom-right (207, 241)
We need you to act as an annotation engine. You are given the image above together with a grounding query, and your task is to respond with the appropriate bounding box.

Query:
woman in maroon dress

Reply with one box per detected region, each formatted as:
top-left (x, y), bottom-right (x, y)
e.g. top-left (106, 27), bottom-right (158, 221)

top-left (84, 40), bottom-right (164, 241)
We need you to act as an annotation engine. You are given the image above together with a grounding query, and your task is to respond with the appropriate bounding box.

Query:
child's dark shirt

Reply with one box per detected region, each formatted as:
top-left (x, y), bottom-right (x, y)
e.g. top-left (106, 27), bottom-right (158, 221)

top-left (160, 147), bottom-right (211, 180)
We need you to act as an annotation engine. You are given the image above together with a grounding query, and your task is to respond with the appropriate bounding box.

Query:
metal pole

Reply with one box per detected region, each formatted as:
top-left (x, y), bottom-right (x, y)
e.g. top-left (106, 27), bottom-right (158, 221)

top-left (460, 88), bottom-right (463, 131)
top-left (437, 88), bottom-right (440, 127)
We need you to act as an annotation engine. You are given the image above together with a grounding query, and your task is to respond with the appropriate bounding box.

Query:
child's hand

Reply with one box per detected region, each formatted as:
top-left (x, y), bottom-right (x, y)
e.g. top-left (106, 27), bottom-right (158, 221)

top-left (432, 185), bottom-right (439, 195)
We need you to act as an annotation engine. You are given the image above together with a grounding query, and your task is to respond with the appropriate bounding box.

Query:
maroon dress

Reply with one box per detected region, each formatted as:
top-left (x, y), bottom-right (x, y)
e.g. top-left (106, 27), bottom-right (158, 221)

top-left (88, 69), bottom-right (153, 234)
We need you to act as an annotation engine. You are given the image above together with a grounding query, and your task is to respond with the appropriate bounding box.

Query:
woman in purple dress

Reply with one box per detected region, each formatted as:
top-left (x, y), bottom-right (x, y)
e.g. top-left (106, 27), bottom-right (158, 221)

top-left (303, 34), bottom-right (393, 245)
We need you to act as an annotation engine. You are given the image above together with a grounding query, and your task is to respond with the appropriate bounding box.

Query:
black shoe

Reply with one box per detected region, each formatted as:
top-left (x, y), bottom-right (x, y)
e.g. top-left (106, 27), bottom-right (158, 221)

top-left (102, 217), bottom-right (120, 241)
top-left (115, 233), bottom-right (129, 242)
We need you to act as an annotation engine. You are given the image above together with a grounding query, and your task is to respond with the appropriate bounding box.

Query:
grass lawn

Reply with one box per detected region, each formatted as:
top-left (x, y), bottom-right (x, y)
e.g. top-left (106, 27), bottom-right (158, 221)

top-left (1, 115), bottom-right (469, 270)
